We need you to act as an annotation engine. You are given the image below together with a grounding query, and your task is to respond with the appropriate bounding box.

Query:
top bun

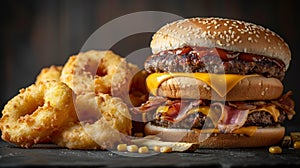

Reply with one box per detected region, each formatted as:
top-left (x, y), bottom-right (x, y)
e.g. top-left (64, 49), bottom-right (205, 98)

top-left (150, 17), bottom-right (291, 69)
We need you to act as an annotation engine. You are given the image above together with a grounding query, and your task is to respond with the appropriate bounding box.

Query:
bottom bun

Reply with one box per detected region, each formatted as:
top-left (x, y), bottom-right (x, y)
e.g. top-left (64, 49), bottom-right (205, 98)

top-left (144, 123), bottom-right (285, 148)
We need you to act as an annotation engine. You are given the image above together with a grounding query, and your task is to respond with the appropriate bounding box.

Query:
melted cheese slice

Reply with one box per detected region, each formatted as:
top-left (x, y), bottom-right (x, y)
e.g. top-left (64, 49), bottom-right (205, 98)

top-left (249, 104), bottom-right (280, 122)
top-left (146, 73), bottom-right (259, 97)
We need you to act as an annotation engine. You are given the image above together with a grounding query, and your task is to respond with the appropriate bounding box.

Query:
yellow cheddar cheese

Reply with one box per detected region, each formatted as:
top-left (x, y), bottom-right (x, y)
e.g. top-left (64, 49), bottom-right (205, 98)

top-left (146, 72), bottom-right (259, 97)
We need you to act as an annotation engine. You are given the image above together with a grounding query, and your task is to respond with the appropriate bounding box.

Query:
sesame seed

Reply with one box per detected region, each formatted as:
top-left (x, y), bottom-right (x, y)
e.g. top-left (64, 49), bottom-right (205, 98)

top-left (270, 31), bottom-right (276, 36)
top-left (201, 31), bottom-right (207, 38)
top-left (216, 40), bottom-right (223, 46)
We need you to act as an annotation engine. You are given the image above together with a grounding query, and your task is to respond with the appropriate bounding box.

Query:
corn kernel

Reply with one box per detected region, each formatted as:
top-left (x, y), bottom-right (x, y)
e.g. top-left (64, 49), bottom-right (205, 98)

top-left (138, 146), bottom-right (149, 154)
top-left (117, 144), bottom-right (127, 152)
top-left (160, 146), bottom-right (172, 153)
top-left (269, 146), bottom-right (282, 154)
top-left (153, 145), bottom-right (161, 152)
top-left (293, 141), bottom-right (300, 149)
top-left (127, 145), bottom-right (138, 153)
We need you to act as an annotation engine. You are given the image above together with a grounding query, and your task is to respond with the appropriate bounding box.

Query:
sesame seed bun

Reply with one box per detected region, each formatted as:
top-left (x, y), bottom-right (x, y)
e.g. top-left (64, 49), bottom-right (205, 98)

top-left (144, 123), bottom-right (285, 148)
top-left (150, 17), bottom-right (291, 69)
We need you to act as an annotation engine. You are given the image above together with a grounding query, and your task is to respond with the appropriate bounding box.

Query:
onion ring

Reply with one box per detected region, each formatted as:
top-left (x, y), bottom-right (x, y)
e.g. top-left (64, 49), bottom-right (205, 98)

top-left (60, 50), bottom-right (123, 95)
top-left (0, 81), bottom-right (77, 148)
top-left (60, 50), bottom-right (140, 105)
top-left (35, 65), bottom-right (63, 83)
top-left (51, 92), bottom-right (132, 149)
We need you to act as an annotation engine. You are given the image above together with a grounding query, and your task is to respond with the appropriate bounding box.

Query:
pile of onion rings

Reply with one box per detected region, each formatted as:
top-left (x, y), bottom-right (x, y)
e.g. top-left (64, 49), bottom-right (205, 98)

top-left (0, 50), bottom-right (145, 149)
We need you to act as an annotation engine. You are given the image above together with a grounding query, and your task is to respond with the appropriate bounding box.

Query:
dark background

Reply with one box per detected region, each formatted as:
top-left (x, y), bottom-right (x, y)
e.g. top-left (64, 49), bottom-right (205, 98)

top-left (1, 0), bottom-right (299, 133)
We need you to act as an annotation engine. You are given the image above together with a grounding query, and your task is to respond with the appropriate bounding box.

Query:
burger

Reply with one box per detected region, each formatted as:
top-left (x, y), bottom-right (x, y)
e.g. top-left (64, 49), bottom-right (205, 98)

top-left (132, 17), bottom-right (296, 148)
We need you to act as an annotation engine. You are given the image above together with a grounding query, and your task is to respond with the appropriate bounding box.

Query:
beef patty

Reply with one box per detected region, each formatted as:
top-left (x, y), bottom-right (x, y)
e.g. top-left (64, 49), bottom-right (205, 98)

top-left (145, 47), bottom-right (286, 80)
top-left (151, 111), bottom-right (286, 130)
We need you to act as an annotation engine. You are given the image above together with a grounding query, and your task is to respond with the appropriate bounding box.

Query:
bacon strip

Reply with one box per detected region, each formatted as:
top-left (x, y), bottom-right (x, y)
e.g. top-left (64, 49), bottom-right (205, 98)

top-left (130, 96), bottom-right (167, 114)
top-left (212, 102), bottom-right (249, 133)
top-left (228, 101), bottom-right (256, 110)
top-left (271, 91), bottom-right (295, 120)
top-left (167, 100), bottom-right (202, 123)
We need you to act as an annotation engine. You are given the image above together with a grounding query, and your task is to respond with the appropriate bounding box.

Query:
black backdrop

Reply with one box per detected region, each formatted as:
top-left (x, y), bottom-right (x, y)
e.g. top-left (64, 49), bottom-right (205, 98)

top-left (1, 0), bottom-right (299, 133)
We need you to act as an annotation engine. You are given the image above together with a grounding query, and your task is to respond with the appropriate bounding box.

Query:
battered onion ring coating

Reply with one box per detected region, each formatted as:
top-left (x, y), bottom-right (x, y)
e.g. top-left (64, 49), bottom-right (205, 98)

top-left (35, 65), bottom-right (63, 83)
top-left (0, 81), bottom-right (77, 148)
top-left (52, 92), bottom-right (132, 149)
top-left (60, 50), bottom-right (140, 105)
